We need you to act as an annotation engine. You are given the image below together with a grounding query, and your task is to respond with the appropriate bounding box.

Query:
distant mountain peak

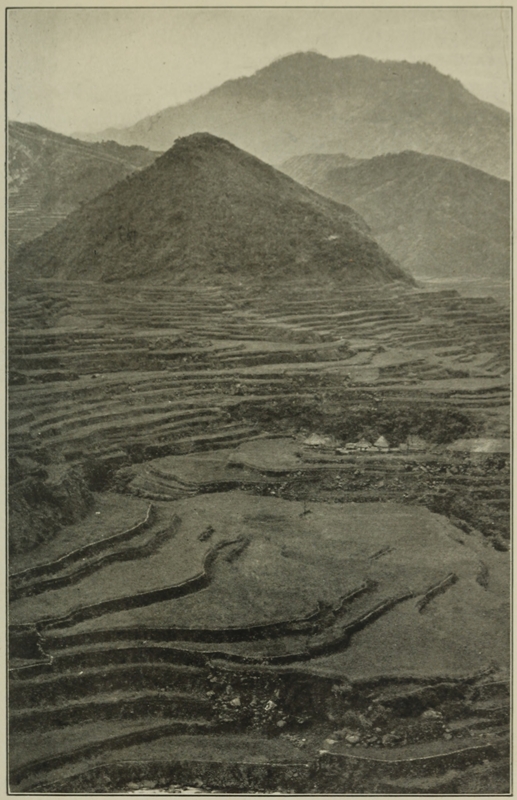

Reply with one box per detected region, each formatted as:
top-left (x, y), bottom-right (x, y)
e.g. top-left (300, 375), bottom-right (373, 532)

top-left (258, 51), bottom-right (441, 73)
top-left (258, 50), bottom-right (330, 70)
top-left (83, 52), bottom-right (509, 179)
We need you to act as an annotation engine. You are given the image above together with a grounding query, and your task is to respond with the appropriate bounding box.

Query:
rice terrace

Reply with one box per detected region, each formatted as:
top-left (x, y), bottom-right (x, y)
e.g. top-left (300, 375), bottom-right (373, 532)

top-left (7, 11), bottom-right (512, 795)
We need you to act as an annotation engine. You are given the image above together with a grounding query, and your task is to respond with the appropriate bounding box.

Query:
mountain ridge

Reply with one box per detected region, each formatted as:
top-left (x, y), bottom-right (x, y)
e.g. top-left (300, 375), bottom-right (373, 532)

top-left (9, 121), bottom-right (160, 248)
top-left (280, 149), bottom-right (510, 282)
top-left (79, 52), bottom-right (509, 178)
top-left (12, 132), bottom-right (412, 287)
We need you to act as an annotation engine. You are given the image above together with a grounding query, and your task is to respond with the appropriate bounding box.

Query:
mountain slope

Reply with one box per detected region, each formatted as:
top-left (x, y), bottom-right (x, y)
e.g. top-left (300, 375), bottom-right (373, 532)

top-left (82, 52), bottom-right (509, 178)
top-left (281, 150), bottom-right (510, 281)
top-left (8, 122), bottom-right (159, 248)
top-left (12, 133), bottom-right (411, 287)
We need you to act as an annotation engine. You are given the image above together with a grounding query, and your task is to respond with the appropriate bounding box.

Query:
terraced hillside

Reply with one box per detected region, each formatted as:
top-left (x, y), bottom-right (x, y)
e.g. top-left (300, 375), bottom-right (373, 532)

top-left (8, 122), bottom-right (158, 250)
top-left (8, 275), bottom-right (510, 793)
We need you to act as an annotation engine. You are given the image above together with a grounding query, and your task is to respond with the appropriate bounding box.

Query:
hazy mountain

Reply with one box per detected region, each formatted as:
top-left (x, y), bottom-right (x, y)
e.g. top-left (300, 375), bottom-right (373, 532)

top-left (281, 153), bottom-right (360, 183)
top-left (8, 122), bottom-right (159, 248)
top-left (281, 150), bottom-right (510, 282)
top-left (81, 52), bottom-right (509, 179)
top-left (12, 133), bottom-right (412, 287)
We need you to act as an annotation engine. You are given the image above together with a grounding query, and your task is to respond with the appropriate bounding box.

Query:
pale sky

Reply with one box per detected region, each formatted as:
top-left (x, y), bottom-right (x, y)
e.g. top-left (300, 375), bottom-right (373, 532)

top-left (7, 7), bottom-right (512, 136)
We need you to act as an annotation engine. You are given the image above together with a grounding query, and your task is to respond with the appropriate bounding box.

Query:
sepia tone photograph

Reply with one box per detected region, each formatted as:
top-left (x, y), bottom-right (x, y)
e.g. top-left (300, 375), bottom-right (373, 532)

top-left (6, 4), bottom-right (511, 794)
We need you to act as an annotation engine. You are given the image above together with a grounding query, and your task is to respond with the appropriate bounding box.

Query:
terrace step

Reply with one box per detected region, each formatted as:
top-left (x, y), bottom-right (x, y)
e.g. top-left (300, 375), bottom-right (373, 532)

top-left (22, 404), bottom-right (221, 438)
top-left (10, 504), bottom-right (156, 589)
top-left (19, 410), bottom-right (222, 447)
top-left (374, 758), bottom-right (510, 794)
top-left (12, 729), bottom-right (307, 793)
top-left (447, 716), bottom-right (502, 733)
top-left (471, 680), bottom-right (510, 701)
top-left (316, 734), bottom-right (509, 788)
top-left (10, 643), bottom-right (208, 679)
top-left (10, 717), bottom-right (215, 789)
top-left (9, 688), bottom-right (212, 733)
top-left (10, 523), bottom-right (176, 600)
top-left (10, 662), bottom-right (209, 708)
top-left (16, 732), bottom-right (511, 794)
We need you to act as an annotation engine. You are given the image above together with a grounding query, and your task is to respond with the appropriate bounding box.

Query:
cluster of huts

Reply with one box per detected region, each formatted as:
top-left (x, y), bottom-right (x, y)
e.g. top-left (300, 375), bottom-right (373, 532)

top-left (304, 433), bottom-right (427, 453)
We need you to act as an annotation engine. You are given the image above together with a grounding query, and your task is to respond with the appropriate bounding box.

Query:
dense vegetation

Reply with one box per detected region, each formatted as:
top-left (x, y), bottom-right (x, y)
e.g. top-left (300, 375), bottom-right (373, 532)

top-left (13, 133), bottom-right (411, 285)
top-left (228, 394), bottom-right (478, 445)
